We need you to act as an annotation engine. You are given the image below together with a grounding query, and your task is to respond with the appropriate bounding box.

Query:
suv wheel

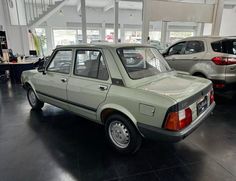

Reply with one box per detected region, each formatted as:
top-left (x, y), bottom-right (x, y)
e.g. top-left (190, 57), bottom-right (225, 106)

top-left (27, 88), bottom-right (44, 110)
top-left (105, 114), bottom-right (142, 154)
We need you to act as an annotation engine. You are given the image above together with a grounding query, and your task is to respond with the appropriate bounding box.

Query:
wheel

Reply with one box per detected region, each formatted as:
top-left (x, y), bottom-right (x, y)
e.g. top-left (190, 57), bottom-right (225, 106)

top-left (27, 88), bottom-right (44, 110)
top-left (105, 114), bottom-right (142, 154)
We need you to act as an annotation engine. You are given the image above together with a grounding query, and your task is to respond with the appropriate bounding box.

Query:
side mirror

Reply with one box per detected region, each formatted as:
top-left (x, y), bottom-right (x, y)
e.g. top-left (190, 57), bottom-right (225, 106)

top-left (162, 52), bottom-right (168, 57)
top-left (37, 59), bottom-right (46, 73)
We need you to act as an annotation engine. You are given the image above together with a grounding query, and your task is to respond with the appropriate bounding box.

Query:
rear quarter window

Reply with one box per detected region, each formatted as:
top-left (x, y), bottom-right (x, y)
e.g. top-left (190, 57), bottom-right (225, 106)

top-left (211, 39), bottom-right (236, 55)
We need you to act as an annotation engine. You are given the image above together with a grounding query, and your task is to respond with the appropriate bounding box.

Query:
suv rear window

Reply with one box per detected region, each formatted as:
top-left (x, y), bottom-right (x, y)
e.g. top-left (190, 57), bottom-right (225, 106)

top-left (211, 39), bottom-right (236, 55)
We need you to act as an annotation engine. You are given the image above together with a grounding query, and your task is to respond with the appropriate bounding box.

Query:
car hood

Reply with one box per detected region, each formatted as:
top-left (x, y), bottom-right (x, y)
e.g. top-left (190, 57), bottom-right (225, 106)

top-left (137, 74), bottom-right (211, 103)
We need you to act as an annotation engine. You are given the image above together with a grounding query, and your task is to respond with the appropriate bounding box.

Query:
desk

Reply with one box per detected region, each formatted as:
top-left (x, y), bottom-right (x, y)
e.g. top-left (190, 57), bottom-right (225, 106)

top-left (0, 61), bottom-right (36, 83)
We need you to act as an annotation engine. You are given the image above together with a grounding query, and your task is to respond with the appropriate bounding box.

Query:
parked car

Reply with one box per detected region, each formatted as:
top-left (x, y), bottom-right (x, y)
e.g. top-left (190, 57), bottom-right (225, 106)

top-left (21, 44), bottom-right (215, 154)
top-left (163, 36), bottom-right (236, 90)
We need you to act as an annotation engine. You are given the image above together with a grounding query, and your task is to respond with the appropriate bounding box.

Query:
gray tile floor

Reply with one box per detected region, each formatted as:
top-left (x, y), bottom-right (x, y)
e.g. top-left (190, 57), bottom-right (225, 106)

top-left (0, 82), bottom-right (236, 181)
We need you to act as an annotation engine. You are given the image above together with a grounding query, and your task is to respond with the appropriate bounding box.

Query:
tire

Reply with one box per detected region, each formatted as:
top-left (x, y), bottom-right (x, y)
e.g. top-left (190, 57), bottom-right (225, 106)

top-left (27, 88), bottom-right (44, 110)
top-left (105, 114), bottom-right (142, 154)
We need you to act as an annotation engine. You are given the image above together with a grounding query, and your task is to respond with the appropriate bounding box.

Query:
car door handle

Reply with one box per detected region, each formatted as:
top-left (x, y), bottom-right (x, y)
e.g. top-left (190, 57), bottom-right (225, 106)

top-left (99, 85), bottom-right (108, 91)
top-left (60, 78), bottom-right (67, 83)
top-left (192, 57), bottom-right (198, 60)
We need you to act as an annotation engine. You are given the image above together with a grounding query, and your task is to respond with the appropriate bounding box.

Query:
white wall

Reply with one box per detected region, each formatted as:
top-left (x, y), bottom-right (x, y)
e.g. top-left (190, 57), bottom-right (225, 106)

top-left (46, 6), bottom-right (142, 27)
top-left (203, 23), bottom-right (212, 35)
top-left (0, 0), bottom-right (29, 55)
top-left (220, 7), bottom-right (236, 36)
top-left (0, 0), bottom-right (6, 30)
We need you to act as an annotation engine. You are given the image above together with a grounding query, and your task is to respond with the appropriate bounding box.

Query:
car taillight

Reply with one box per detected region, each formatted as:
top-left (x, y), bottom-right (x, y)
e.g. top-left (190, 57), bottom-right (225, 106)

top-left (214, 83), bottom-right (225, 89)
top-left (210, 90), bottom-right (214, 104)
top-left (212, 57), bottom-right (236, 65)
top-left (164, 108), bottom-right (192, 131)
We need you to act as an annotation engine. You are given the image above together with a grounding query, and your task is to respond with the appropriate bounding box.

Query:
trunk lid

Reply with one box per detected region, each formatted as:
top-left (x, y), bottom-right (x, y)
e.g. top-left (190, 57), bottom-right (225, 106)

top-left (137, 74), bottom-right (211, 103)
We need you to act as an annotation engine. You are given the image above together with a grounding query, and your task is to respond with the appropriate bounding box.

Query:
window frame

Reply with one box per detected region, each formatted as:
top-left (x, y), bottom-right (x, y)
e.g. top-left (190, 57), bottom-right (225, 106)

top-left (167, 41), bottom-right (186, 56)
top-left (116, 46), bottom-right (172, 80)
top-left (73, 48), bottom-right (110, 81)
top-left (211, 39), bottom-right (236, 55)
top-left (46, 48), bottom-right (73, 75)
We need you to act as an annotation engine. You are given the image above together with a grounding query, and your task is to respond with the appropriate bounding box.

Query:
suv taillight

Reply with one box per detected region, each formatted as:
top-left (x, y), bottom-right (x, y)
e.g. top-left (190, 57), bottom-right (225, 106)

top-left (164, 108), bottom-right (192, 131)
top-left (212, 57), bottom-right (236, 65)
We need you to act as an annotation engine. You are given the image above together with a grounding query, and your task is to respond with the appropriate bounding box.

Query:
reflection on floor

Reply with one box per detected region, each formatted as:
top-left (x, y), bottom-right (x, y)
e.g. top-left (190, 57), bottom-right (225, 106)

top-left (0, 82), bottom-right (236, 181)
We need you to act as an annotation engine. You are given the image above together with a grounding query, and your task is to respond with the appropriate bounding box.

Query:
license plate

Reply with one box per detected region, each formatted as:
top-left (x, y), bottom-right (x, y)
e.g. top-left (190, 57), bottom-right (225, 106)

top-left (197, 96), bottom-right (208, 116)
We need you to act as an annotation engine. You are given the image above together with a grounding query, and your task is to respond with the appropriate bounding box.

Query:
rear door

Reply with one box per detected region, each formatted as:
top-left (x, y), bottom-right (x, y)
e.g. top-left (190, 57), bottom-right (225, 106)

top-left (165, 41), bottom-right (205, 72)
top-left (182, 40), bottom-right (206, 71)
top-left (67, 49), bottom-right (111, 121)
top-left (165, 42), bottom-right (187, 71)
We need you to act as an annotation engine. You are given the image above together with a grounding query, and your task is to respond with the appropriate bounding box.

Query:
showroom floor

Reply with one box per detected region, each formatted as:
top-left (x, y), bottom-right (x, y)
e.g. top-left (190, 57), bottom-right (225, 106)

top-left (0, 82), bottom-right (236, 181)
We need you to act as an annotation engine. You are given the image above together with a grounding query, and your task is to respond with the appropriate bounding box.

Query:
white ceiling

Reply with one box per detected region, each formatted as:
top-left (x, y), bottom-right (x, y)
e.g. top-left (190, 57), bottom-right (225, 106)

top-left (65, 0), bottom-right (142, 9)
top-left (50, 0), bottom-right (236, 9)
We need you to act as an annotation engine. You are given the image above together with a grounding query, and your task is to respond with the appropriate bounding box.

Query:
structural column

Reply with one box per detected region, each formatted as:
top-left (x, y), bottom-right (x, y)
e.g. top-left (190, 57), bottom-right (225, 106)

top-left (211, 0), bottom-right (224, 36)
top-left (114, 0), bottom-right (119, 44)
top-left (142, 0), bottom-right (149, 44)
top-left (196, 23), bottom-right (204, 36)
top-left (45, 26), bottom-right (53, 55)
top-left (81, 0), bottom-right (87, 43)
top-left (161, 21), bottom-right (167, 46)
top-left (101, 22), bottom-right (106, 41)
top-left (120, 24), bottom-right (125, 43)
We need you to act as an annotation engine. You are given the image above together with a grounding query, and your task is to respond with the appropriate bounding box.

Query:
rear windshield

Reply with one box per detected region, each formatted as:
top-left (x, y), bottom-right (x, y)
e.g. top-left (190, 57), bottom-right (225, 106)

top-left (211, 39), bottom-right (236, 55)
top-left (117, 47), bottom-right (171, 80)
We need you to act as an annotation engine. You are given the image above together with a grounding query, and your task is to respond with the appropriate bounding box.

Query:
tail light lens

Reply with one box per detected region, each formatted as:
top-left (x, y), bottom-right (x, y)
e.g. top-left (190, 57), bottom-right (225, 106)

top-left (212, 57), bottom-right (236, 65)
top-left (214, 83), bottom-right (225, 89)
top-left (164, 108), bottom-right (192, 131)
top-left (210, 90), bottom-right (214, 104)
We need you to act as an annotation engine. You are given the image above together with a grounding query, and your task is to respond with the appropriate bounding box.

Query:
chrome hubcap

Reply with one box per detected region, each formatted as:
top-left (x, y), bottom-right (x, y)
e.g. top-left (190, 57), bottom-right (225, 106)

top-left (29, 90), bottom-right (36, 106)
top-left (108, 121), bottom-right (130, 148)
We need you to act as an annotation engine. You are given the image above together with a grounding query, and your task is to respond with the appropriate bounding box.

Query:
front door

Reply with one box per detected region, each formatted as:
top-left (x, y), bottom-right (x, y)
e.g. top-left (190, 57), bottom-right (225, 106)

top-left (165, 42), bottom-right (187, 71)
top-left (67, 49), bottom-right (111, 121)
top-left (35, 49), bottom-right (73, 109)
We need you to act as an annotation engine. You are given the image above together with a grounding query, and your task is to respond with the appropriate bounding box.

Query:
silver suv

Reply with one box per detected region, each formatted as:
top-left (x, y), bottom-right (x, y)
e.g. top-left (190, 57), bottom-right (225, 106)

top-left (163, 36), bottom-right (236, 90)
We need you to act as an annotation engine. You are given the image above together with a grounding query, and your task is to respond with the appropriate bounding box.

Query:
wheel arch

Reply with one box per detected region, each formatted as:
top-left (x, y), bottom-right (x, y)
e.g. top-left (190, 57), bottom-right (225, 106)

top-left (23, 81), bottom-right (40, 99)
top-left (98, 104), bottom-right (143, 136)
top-left (192, 72), bottom-right (207, 78)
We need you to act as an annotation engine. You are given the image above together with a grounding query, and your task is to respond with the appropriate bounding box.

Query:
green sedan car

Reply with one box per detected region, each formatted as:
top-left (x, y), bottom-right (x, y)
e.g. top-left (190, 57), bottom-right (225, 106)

top-left (21, 44), bottom-right (215, 154)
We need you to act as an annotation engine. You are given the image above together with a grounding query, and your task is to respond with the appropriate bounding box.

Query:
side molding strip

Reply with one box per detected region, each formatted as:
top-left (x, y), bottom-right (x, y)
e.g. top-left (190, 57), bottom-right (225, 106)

top-left (36, 91), bottom-right (97, 112)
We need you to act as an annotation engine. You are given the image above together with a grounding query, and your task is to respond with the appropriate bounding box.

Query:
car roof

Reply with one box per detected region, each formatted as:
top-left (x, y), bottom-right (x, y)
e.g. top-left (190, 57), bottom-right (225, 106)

top-left (181, 36), bottom-right (236, 41)
top-left (55, 43), bottom-right (154, 50)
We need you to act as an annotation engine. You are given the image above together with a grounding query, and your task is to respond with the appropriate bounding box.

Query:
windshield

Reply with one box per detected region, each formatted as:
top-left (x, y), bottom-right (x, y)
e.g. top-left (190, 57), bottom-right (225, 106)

top-left (117, 47), bottom-right (171, 79)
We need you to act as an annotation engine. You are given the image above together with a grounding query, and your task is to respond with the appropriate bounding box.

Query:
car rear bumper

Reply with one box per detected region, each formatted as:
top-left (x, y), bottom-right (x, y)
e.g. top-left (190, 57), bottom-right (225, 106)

top-left (137, 102), bottom-right (215, 142)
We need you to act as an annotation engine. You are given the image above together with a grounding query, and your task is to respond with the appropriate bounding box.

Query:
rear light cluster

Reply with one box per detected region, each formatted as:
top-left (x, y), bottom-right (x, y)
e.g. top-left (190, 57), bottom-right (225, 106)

top-left (164, 89), bottom-right (214, 132)
top-left (212, 57), bottom-right (236, 65)
top-left (214, 83), bottom-right (225, 89)
top-left (164, 108), bottom-right (192, 131)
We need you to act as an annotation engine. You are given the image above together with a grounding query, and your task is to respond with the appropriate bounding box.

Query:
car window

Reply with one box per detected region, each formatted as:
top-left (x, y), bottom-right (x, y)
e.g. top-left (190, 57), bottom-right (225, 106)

top-left (168, 42), bottom-right (186, 56)
top-left (74, 50), bottom-right (109, 80)
top-left (184, 41), bottom-right (204, 54)
top-left (47, 50), bottom-right (72, 74)
top-left (117, 47), bottom-right (171, 80)
top-left (211, 39), bottom-right (236, 55)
